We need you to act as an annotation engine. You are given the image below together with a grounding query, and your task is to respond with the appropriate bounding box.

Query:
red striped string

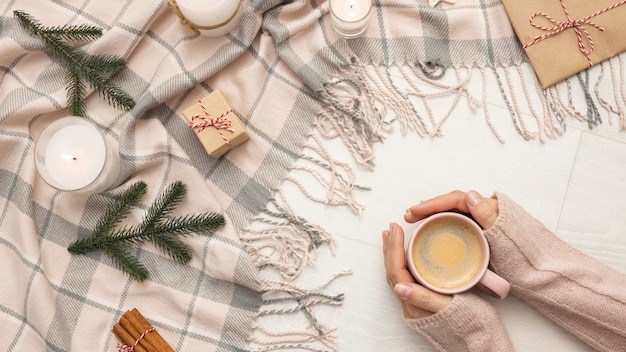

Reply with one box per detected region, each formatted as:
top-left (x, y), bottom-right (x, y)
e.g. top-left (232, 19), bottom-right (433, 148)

top-left (117, 327), bottom-right (156, 352)
top-left (523, 0), bottom-right (626, 67)
top-left (189, 100), bottom-right (236, 148)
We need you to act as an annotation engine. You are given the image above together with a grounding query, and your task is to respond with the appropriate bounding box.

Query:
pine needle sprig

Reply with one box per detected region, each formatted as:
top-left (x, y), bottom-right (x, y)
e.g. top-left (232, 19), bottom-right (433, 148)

top-left (141, 181), bottom-right (187, 231)
top-left (13, 12), bottom-right (103, 42)
top-left (92, 181), bottom-right (148, 238)
top-left (147, 235), bottom-right (191, 265)
top-left (67, 181), bottom-right (225, 282)
top-left (103, 243), bottom-right (150, 282)
top-left (84, 55), bottom-right (128, 74)
top-left (65, 67), bottom-right (87, 117)
top-left (44, 24), bottom-right (103, 42)
top-left (13, 10), bottom-right (135, 116)
top-left (140, 180), bottom-right (190, 263)
top-left (71, 212), bottom-right (225, 254)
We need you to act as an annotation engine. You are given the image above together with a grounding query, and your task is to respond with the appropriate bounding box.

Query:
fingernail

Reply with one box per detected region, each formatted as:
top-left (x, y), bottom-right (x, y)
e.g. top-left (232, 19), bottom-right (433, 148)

top-left (394, 283), bottom-right (412, 299)
top-left (389, 223), bottom-right (397, 236)
top-left (467, 190), bottom-right (483, 207)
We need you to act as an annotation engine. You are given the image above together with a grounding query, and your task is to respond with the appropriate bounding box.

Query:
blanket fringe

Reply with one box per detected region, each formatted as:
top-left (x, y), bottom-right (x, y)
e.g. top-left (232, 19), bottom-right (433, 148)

top-left (240, 190), bottom-right (338, 281)
top-left (241, 127), bottom-right (363, 351)
top-left (285, 133), bottom-right (368, 215)
top-left (240, 132), bottom-right (367, 281)
top-left (318, 55), bottom-right (626, 165)
top-left (248, 271), bottom-right (352, 352)
top-left (605, 56), bottom-right (626, 131)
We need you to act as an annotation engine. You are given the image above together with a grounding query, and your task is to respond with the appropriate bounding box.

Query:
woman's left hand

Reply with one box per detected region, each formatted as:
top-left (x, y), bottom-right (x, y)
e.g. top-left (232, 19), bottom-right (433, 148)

top-left (383, 222), bottom-right (453, 319)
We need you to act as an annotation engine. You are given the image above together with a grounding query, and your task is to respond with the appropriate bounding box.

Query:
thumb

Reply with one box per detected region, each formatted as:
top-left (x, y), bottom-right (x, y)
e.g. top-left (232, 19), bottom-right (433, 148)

top-left (394, 283), bottom-right (452, 313)
top-left (465, 190), bottom-right (499, 229)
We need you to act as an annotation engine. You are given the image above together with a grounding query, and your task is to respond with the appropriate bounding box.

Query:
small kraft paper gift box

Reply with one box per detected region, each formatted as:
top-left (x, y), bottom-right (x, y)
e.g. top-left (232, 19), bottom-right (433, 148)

top-left (501, 0), bottom-right (626, 88)
top-left (182, 90), bottom-right (249, 158)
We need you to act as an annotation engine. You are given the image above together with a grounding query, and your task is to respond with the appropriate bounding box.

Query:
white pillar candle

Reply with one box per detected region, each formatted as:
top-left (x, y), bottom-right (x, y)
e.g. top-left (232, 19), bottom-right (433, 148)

top-left (329, 0), bottom-right (372, 39)
top-left (34, 117), bottom-right (120, 193)
top-left (172, 0), bottom-right (243, 37)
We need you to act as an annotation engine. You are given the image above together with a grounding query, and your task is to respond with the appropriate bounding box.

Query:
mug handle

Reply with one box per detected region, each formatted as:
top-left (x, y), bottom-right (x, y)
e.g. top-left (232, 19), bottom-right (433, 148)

top-left (475, 269), bottom-right (511, 299)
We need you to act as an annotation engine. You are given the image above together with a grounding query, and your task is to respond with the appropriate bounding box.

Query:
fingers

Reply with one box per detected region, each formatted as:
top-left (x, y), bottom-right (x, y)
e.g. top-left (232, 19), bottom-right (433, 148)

top-left (394, 282), bottom-right (453, 314)
top-left (383, 223), bottom-right (452, 318)
top-left (383, 223), bottom-right (414, 288)
top-left (404, 190), bottom-right (468, 223)
top-left (383, 223), bottom-right (431, 318)
top-left (465, 190), bottom-right (499, 230)
top-left (404, 190), bottom-right (500, 230)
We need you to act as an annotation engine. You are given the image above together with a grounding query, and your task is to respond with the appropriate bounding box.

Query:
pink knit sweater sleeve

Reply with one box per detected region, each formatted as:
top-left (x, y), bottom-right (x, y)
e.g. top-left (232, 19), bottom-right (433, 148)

top-left (486, 192), bottom-right (626, 351)
top-left (404, 292), bottom-right (514, 351)
top-left (404, 193), bottom-right (626, 352)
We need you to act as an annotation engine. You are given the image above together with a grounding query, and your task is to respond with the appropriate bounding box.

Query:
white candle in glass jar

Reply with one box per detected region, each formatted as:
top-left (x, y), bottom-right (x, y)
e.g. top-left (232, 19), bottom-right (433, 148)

top-left (34, 117), bottom-right (120, 193)
top-left (329, 0), bottom-right (372, 38)
top-left (173, 0), bottom-right (243, 37)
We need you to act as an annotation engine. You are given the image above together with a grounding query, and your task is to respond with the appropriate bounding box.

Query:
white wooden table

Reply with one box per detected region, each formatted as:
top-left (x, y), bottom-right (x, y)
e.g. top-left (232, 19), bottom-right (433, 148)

top-left (258, 62), bottom-right (626, 352)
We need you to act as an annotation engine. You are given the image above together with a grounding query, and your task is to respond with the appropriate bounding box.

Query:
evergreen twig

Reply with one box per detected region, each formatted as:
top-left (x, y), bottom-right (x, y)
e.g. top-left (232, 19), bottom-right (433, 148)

top-left (104, 243), bottom-right (150, 282)
top-left (13, 10), bottom-right (135, 116)
top-left (92, 181), bottom-right (147, 238)
top-left (140, 181), bottom-right (192, 264)
top-left (68, 181), bottom-right (225, 282)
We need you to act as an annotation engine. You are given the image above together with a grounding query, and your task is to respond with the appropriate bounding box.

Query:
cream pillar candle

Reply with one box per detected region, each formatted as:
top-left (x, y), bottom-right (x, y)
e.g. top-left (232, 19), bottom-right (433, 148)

top-left (34, 117), bottom-right (120, 193)
top-left (329, 0), bottom-right (372, 39)
top-left (169, 0), bottom-right (243, 37)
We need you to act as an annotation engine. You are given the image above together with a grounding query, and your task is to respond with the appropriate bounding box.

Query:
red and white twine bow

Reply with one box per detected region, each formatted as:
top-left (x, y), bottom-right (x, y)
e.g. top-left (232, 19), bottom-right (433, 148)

top-left (523, 0), bottom-right (626, 67)
top-left (117, 327), bottom-right (155, 352)
top-left (189, 100), bottom-right (236, 148)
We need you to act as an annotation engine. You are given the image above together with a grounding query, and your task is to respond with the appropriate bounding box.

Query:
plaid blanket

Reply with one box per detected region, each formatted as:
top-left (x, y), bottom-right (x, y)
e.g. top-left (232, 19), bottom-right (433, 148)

top-left (1, 0), bottom-right (623, 351)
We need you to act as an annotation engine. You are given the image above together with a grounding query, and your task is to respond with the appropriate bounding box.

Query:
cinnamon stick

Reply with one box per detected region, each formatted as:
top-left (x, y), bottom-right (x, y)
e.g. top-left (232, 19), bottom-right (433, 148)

top-left (112, 309), bottom-right (174, 352)
top-left (112, 322), bottom-right (148, 352)
top-left (119, 315), bottom-right (159, 351)
top-left (127, 309), bottom-right (175, 352)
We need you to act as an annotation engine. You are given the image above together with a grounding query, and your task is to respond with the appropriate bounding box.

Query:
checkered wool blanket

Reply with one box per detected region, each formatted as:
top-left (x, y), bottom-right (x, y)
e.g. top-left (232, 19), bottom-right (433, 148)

top-left (1, 0), bottom-right (624, 351)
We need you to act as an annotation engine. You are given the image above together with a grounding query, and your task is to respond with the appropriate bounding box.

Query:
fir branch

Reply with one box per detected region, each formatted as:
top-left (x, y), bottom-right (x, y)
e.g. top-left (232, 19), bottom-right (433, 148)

top-left (65, 66), bottom-right (86, 118)
top-left (92, 181), bottom-right (147, 238)
top-left (146, 213), bottom-right (226, 236)
top-left (149, 235), bottom-right (192, 264)
top-left (13, 10), bottom-right (135, 116)
top-left (84, 55), bottom-right (127, 73)
top-left (70, 212), bottom-right (225, 253)
top-left (81, 69), bottom-right (135, 113)
top-left (141, 180), bottom-right (187, 230)
top-left (67, 181), bottom-right (225, 281)
top-left (44, 24), bottom-right (103, 42)
top-left (140, 180), bottom-right (189, 263)
top-left (103, 243), bottom-right (150, 282)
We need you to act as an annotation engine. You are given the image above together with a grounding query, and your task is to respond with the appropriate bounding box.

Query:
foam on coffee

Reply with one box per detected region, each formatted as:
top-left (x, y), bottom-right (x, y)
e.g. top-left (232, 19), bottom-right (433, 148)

top-left (411, 220), bottom-right (483, 289)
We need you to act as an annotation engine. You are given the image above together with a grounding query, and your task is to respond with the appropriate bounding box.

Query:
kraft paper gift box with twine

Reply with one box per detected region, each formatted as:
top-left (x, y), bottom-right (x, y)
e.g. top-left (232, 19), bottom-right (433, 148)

top-left (501, 0), bottom-right (626, 88)
top-left (181, 90), bottom-right (249, 158)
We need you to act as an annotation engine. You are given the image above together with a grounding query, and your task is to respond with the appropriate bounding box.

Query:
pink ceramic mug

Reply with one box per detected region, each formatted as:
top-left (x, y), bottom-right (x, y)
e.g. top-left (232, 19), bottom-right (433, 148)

top-left (406, 212), bottom-right (510, 298)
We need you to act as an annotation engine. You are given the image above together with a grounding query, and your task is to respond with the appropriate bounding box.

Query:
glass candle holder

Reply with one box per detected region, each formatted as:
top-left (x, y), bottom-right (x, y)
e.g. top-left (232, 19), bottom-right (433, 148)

top-left (330, 0), bottom-right (373, 39)
top-left (34, 117), bottom-right (120, 193)
top-left (168, 0), bottom-right (243, 37)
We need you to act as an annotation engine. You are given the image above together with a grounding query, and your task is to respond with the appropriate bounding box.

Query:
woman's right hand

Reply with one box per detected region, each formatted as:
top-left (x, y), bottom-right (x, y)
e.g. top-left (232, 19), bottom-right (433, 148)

top-left (404, 190), bottom-right (500, 230)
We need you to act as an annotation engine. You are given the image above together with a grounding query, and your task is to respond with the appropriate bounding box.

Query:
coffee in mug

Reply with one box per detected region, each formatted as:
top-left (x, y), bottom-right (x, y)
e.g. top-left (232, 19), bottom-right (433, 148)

top-left (406, 212), bottom-right (510, 298)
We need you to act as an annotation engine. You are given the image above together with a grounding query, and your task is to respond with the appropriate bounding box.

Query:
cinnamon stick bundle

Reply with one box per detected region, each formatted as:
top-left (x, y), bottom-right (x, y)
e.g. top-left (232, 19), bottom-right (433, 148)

top-left (112, 308), bottom-right (174, 352)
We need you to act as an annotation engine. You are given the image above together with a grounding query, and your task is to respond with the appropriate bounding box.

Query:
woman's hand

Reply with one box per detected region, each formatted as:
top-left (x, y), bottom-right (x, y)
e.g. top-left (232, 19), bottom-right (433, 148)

top-left (404, 190), bottom-right (499, 230)
top-left (383, 190), bottom-right (501, 319)
top-left (383, 222), bottom-right (452, 319)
